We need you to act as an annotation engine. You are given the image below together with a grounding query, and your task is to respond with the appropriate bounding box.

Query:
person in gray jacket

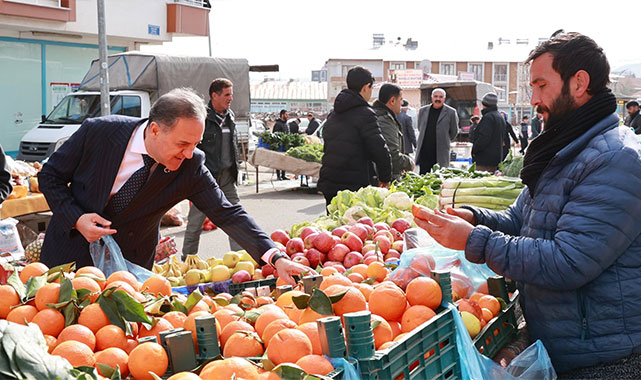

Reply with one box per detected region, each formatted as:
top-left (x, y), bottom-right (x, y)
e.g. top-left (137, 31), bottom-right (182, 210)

top-left (415, 88), bottom-right (459, 174)
top-left (397, 100), bottom-right (416, 154)
top-left (372, 84), bottom-right (414, 180)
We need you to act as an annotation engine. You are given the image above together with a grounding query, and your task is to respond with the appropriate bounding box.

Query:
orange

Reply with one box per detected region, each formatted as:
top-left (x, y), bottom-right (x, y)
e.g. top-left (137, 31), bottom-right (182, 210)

top-left (347, 273), bottom-right (364, 283)
top-left (71, 277), bottom-right (102, 303)
top-left (275, 276), bottom-right (289, 287)
top-left (296, 322), bottom-right (322, 355)
top-left (256, 296), bottom-right (274, 306)
top-left (406, 277), bottom-right (442, 310)
top-left (216, 292), bottom-right (233, 301)
top-left (163, 311), bottom-right (188, 328)
top-left (184, 311), bottom-right (214, 351)
top-left (368, 284), bottom-right (406, 321)
top-left (394, 333), bottom-right (408, 342)
top-left (401, 305), bottom-right (436, 333)
top-left (351, 264), bottom-right (369, 279)
top-left (298, 307), bottom-right (330, 325)
top-left (96, 324), bottom-right (128, 351)
top-left (188, 300), bottom-right (211, 315)
top-left (78, 304), bottom-right (111, 334)
top-left (379, 341), bottom-right (396, 350)
top-left (105, 280), bottom-right (137, 297)
top-left (319, 274), bottom-right (352, 291)
top-left (262, 320), bottom-right (297, 347)
top-left (76, 266), bottom-right (107, 289)
top-left (52, 340), bottom-right (95, 367)
top-left (201, 295), bottom-right (218, 312)
top-left (19, 262), bottom-right (49, 283)
top-left (224, 303), bottom-right (244, 314)
top-left (6, 305), bottom-right (38, 325)
top-left (212, 308), bottom-right (239, 330)
top-left (95, 347), bottom-right (129, 376)
top-left (320, 267), bottom-right (338, 277)
top-left (371, 314), bottom-right (393, 349)
top-left (44, 334), bottom-right (57, 353)
top-left (167, 373), bottom-right (203, 380)
top-left (389, 320), bottom-right (402, 339)
top-left (200, 357), bottom-right (259, 380)
top-left (124, 339), bottom-right (138, 354)
top-left (478, 295), bottom-right (501, 317)
top-left (138, 317), bottom-right (173, 342)
top-left (324, 285), bottom-right (367, 316)
top-left (469, 292), bottom-right (484, 304)
top-left (32, 308), bottom-right (65, 337)
top-left (481, 308), bottom-right (493, 323)
top-left (366, 262), bottom-right (388, 282)
top-left (141, 275), bottom-right (172, 297)
top-left (223, 331), bottom-right (264, 357)
top-left (57, 324), bottom-right (96, 351)
top-left (354, 283), bottom-right (373, 301)
top-left (266, 329), bottom-right (312, 366)
top-left (274, 290), bottom-right (305, 308)
top-left (106, 271), bottom-right (140, 292)
top-left (35, 283), bottom-right (60, 311)
top-left (128, 342), bottom-right (168, 380)
top-left (258, 372), bottom-right (282, 380)
top-left (255, 309), bottom-right (288, 337)
top-left (0, 285), bottom-right (20, 318)
top-left (220, 320), bottom-right (254, 348)
top-left (296, 354), bottom-right (334, 376)
top-left (283, 304), bottom-right (303, 323)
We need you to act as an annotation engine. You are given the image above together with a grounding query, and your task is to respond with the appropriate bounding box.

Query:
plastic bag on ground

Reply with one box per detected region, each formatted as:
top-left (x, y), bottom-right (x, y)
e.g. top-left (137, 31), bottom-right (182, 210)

top-left (327, 356), bottom-right (360, 380)
top-left (449, 303), bottom-right (557, 380)
top-left (90, 235), bottom-right (154, 282)
top-left (0, 218), bottom-right (24, 257)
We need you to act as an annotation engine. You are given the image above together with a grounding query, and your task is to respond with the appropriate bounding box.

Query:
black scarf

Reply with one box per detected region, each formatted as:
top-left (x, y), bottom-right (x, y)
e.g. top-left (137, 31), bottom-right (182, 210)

top-left (520, 88), bottom-right (617, 195)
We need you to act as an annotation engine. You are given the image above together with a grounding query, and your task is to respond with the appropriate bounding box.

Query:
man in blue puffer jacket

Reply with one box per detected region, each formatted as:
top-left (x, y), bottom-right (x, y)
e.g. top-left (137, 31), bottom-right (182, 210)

top-left (415, 31), bottom-right (641, 375)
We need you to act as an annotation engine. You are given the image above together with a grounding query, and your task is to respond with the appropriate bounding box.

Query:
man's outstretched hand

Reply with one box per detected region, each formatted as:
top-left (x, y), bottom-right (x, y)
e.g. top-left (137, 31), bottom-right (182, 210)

top-left (274, 258), bottom-right (318, 286)
top-left (413, 206), bottom-right (475, 251)
top-left (74, 213), bottom-right (117, 242)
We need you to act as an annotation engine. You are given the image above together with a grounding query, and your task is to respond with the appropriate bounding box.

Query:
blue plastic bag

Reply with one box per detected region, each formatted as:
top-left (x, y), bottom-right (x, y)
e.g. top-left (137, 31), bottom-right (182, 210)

top-left (89, 235), bottom-right (154, 282)
top-left (327, 356), bottom-right (360, 380)
top-left (449, 304), bottom-right (557, 380)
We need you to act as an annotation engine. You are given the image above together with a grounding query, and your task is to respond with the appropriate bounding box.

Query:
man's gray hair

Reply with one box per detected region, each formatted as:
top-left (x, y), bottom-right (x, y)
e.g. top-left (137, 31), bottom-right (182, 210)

top-left (432, 88), bottom-right (446, 97)
top-left (148, 88), bottom-right (206, 129)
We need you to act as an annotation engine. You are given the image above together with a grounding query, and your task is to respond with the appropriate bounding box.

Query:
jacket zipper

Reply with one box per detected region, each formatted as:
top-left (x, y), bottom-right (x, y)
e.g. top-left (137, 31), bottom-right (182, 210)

top-left (578, 290), bottom-right (590, 340)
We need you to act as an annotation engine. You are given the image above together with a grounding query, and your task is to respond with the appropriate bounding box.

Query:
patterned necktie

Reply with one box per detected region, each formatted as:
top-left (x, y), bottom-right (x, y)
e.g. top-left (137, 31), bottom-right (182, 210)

top-left (105, 154), bottom-right (155, 215)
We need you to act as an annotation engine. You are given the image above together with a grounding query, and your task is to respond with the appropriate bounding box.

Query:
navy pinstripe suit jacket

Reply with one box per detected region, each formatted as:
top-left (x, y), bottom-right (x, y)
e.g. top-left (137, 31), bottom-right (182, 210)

top-left (38, 115), bottom-right (275, 269)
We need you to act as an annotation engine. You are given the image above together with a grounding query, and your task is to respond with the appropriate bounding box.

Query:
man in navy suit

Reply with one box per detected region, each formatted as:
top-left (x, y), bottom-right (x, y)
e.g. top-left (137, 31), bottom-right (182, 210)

top-left (38, 88), bottom-right (311, 284)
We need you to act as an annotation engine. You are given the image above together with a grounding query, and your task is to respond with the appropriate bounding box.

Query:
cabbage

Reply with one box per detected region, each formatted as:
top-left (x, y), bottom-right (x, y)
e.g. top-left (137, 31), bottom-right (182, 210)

top-left (383, 192), bottom-right (412, 211)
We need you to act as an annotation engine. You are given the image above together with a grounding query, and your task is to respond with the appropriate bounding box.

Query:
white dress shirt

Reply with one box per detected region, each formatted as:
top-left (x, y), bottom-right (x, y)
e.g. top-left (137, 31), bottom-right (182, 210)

top-left (109, 121), bottom-right (150, 197)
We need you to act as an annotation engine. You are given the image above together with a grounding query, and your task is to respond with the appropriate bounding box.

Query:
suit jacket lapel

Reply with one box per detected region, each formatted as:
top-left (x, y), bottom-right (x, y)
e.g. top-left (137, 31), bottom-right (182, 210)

top-left (436, 106), bottom-right (447, 125)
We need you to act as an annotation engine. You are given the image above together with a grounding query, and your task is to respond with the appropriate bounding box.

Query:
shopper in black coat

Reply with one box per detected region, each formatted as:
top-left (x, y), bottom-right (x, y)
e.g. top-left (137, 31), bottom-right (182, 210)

top-left (318, 66), bottom-right (392, 205)
top-left (501, 111), bottom-right (518, 160)
top-left (471, 93), bottom-right (505, 171)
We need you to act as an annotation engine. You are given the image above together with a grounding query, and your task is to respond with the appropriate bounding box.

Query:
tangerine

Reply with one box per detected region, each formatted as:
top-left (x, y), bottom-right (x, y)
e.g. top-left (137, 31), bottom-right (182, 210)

top-left (44, 334), bottom-right (57, 353)
top-left (220, 320), bottom-right (254, 348)
top-left (19, 262), bottom-right (49, 283)
top-left (223, 331), bottom-right (264, 357)
top-left (167, 373), bottom-right (203, 380)
top-left (366, 262), bottom-right (388, 282)
top-left (350, 264), bottom-right (369, 279)
top-left (78, 304), bottom-right (111, 334)
top-left (319, 274), bottom-right (352, 291)
top-left (6, 305), bottom-right (38, 325)
top-left (95, 324), bottom-right (128, 351)
top-left (401, 305), bottom-right (436, 333)
top-left (138, 317), bottom-right (173, 342)
top-left (106, 271), bottom-right (140, 292)
top-left (95, 347), bottom-right (129, 376)
top-left (200, 357), bottom-right (259, 380)
top-left (266, 329), bottom-right (312, 365)
top-left (255, 309), bottom-right (288, 337)
top-left (212, 308), bottom-right (240, 330)
top-left (368, 284), bottom-right (406, 321)
top-left (296, 322), bottom-right (322, 355)
top-left (32, 308), bottom-right (65, 337)
top-left (298, 307), bottom-right (329, 325)
top-left (296, 354), bottom-right (334, 376)
top-left (71, 277), bottom-right (101, 303)
top-left (371, 314), bottom-right (393, 349)
top-left (320, 267), bottom-right (338, 277)
top-left (35, 283), bottom-right (60, 311)
top-left (163, 311), bottom-right (188, 329)
top-left (0, 285), bottom-right (20, 318)
top-left (76, 266), bottom-right (107, 289)
top-left (57, 324), bottom-right (96, 351)
top-left (478, 295), bottom-right (501, 317)
top-left (128, 342), bottom-right (168, 380)
top-left (141, 275), bottom-right (172, 297)
top-left (262, 320), bottom-right (297, 347)
top-left (406, 277), bottom-right (442, 310)
top-left (324, 284), bottom-right (367, 316)
top-left (52, 340), bottom-right (96, 367)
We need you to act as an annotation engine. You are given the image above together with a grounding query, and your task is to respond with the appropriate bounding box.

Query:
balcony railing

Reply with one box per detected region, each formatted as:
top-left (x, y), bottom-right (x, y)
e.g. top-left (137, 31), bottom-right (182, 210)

top-left (174, 0), bottom-right (209, 8)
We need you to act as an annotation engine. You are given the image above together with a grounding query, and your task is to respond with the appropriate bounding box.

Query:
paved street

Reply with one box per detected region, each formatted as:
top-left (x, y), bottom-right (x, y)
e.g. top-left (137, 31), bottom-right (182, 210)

top-left (160, 164), bottom-right (326, 260)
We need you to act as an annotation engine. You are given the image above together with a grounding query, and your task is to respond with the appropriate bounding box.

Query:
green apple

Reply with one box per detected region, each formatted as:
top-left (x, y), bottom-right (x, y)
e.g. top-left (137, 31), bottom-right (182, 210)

top-left (184, 269), bottom-right (203, 286)
top-left (223, 251), bottom-right (241, 268)
top-left (233, 261), bottom-right (255, 276)
top-left (210, 265), bottom-right (231, 282)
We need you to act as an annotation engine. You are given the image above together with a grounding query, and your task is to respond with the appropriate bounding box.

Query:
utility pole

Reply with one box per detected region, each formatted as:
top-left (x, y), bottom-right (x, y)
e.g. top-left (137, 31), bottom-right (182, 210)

top-left (97, 0), bottom-right (110, 116)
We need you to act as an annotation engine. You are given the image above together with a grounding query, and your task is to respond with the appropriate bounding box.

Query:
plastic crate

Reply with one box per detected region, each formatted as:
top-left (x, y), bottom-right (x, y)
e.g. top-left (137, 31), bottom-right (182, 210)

top-left (472, 276), bottom-right (520, 358)
top-left (228, 277), bottom-right (277, 295)
top-left (321, 271), bottom-right (462, 380)
top-left (171, 279), bottom-right (231, 296)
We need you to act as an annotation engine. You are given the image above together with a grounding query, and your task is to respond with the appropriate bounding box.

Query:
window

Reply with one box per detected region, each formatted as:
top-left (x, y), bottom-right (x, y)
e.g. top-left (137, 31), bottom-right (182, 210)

top-left (341, 65), bottom-right (356, 77)
top-left (111, 96), bottom-right (141, 117)
top-left (440, 63), bottom-right (455, 76)
top-left (8, 0), bottom-right (61, 7)
top-left (493, 63), bottom-right (508, 83)
top-left (468, 63), bottom-right (484, 81)
top-left (390, 62), bottom-right (406, 70)
top-left (495, 85), bottom-right (507, 102)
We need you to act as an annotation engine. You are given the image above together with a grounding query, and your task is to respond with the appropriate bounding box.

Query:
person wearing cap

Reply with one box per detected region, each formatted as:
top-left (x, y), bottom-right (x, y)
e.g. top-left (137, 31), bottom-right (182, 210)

top-left (318, 66), bottom-right (392, 206)
top-left (397, 99), bottom-right (416, 154)
top-left (468, 116), bottom-right (480, 143)
top-left (624, 100), bottom-right (641, 134)
top-left (373, 84), bottom-right (414, 180)
top-left (415, 88), bottom-right (459, 174)
top-left (470, 93), bottom-right (505, 172)
top-left (305, 113), bottom-right (321, 135)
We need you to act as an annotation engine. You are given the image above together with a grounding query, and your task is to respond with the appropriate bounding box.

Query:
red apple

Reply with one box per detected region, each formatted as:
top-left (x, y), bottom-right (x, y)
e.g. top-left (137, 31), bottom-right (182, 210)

top-left (392, 241), bottom-right (404, 253)
top-left (362, 224), bottom-right (375, 240)
top-left (341, 231), bottom-right (364, 253)
top-left (332, 226), bottom-right (348, 238)
top-left (293, 255), bottom-right (310, 267)
top-left (323, 260), bottom-right (342, 268)
top-left (385, 257), bottom-right (399, 264)
top-left (306, 248), bottom-right (323, 268)
top-left (300, 227), bottom-right (321, 241)
top-left (286, 237), bottom-right (304, 256)
top-left (313, 231), bottom-right (335, 253)
top-left (357, 217), bottom-right (374, 228)
top-left (391, 218), bottom-right (411, 234)
top-left (290, 252), bottom-right (305, 260)
top-left (332, 235), bottom-right (341, 246)
top-left (374, 235), bottom-right (391, 254)
top-left (348, 224), bottom-right (368, 242)
top-left (304, 233), bottom-right (319, 250)
top-left (262, 264), bottom-right (275, 277)
top-left (232, 270), bottom-right (251, 283)
top-left (333, 264), bottom-right (346, 273)
top-left (343, 251), bottom-right (364, 268)
top-left (374, 230), bottom-right (394, 242)
top-left (362, 243), bottom-right (376, 255)
top-left (363, 255), bottom-right (380, 265)
top-left (270, 229), bottom-right (290, 246)
top-left (363, 251), bottom-right (379, 260)
top-left (373, 222), bottom-right (390, 232)
top-left (384, 249), bottom-right (401, 260)
top-left (328, 243), bottom-right (350, 262)
top-left (390, 228), bottom-right (404, 241)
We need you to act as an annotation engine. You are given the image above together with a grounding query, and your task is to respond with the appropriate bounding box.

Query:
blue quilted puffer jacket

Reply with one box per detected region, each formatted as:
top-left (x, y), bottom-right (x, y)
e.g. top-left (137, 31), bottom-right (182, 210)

top-left (464, 113), bottom-right (641, 373)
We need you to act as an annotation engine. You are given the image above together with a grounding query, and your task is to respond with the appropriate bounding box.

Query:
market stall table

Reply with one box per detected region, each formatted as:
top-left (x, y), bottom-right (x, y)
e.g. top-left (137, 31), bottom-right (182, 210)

top-left (248, 147), bottom-right (321, 193)
top-left (0, 193), bottom-right (49, 219)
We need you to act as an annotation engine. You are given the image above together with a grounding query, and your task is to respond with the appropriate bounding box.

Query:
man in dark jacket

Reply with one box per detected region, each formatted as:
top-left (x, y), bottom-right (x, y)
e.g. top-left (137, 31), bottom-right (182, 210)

top-left (471, 93), bottom-right (505, 171)
top-left (501, 111), bottom-right (519, 160)
top-left (318, 66), bottom-right (392, 206)
top-left (373, 84), bottom-right (414, 180)
top-left (182, 78), bottom-right (242, 257)
top-left (0, 144), bottom-right (12, 204)
top-left (467, 116), bottom-right (480, 143)
top-left (288, 118), bottom-right (301, 134)
top-left (272, 109), bottom-right (289, 180)
top-left (530, 112), bottom-right (542, 138)
top-left (519, 115), bottom-right (530, 154)
top-left (624, 100), bottom-right (641, 134)
top-left (414, 32), bottom-right (641, 375)
top-left (397, 100), bottom-right (416, 154)
top-left (305, 113), bottom-right (320, 135)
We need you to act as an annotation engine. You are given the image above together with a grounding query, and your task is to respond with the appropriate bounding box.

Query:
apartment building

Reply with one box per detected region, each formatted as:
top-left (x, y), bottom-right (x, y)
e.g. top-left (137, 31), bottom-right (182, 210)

top-left (0, 0), bottom-right (210, 155)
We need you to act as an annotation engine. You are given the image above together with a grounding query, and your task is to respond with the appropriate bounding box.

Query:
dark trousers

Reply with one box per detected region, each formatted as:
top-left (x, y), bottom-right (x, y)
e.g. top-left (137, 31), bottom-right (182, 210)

top-left (418, 160), bottom-right (436, 175)
top-left (276, 169), bottom-right (286, 180)
top-left (520, 137), bottom-right (528, 154)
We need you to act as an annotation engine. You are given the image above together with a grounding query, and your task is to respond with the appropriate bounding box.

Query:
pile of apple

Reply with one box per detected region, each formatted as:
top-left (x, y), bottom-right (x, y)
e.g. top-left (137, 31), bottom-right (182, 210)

top-left (268, 217), bottom-right (412, 273)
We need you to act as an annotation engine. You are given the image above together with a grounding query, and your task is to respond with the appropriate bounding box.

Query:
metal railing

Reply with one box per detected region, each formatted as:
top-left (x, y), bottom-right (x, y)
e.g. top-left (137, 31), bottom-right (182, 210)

top-left (174, 0), bottom-right (209, 8)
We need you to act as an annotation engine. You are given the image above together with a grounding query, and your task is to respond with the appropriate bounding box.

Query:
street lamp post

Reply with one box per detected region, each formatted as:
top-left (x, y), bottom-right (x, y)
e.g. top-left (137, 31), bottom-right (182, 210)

top-left (97, 0), bottom-right (110, 116)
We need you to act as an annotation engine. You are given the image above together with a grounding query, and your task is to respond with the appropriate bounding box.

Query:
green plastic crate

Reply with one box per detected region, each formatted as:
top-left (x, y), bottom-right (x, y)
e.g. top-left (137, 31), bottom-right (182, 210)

top-left (228, 277), bottom-right (277, 295)
top-left (328, 271), bottom-right (461, 380)
top-left (472, 276), bottom-right (520, 358)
